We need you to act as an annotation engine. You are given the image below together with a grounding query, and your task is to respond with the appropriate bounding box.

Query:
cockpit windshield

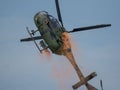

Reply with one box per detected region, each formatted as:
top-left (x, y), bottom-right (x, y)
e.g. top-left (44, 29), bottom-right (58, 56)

top-left (48, 15), bottom-right (62, 29)
top-left (34, 11), bottom-right (62, 30)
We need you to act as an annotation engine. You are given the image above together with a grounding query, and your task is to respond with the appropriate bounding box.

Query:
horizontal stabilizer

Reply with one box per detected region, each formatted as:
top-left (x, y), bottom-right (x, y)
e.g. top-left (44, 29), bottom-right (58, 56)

top-left (72, 72), bottom-right (97, 89)
top-left (20, 36), bottom-right (42, 42)
top-left (86, 83), bottom-right (98, 90)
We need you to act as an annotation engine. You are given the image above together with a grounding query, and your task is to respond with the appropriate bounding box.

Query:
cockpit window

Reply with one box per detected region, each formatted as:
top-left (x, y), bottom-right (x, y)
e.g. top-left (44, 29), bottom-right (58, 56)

top-left (34, 11), bottom-right (62, 29)
top-left (48, 15), bottom-right (61, 28)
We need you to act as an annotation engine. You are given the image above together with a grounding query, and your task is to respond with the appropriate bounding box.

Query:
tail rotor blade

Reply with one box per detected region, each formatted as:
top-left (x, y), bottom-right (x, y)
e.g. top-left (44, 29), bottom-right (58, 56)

top-left (100, 80), bottom-right (103, 90)
top-left (68, 24), bottom-right (111, 33)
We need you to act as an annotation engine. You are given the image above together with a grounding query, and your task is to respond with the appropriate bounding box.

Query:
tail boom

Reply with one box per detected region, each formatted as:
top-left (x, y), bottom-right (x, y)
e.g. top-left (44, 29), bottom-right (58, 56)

top-left (64, 48), bottom-right (97, 90)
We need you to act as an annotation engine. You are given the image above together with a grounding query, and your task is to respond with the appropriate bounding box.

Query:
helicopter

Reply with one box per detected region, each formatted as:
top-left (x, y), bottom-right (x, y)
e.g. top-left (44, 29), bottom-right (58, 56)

top-left (20, 0), bottom-right (111, 90)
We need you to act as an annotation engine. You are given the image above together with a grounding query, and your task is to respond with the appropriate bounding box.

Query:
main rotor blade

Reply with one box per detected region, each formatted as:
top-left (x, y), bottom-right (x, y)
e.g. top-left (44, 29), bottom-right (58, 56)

top-left (20, 36), bottom-right (42, 42)
top-left (55, 0), bottom-right (64, 27)
top-left (68, 24), bottom-right (111, 33)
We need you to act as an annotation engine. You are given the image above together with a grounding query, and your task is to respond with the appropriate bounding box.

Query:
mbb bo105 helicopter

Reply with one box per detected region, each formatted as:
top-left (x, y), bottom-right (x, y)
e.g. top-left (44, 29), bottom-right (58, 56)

top-left (20, 0), bottom-right (111, 90)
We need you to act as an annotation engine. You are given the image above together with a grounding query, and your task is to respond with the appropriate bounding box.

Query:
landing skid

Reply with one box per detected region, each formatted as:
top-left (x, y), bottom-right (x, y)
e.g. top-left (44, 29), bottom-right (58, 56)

top-left (26, 27), bottom-right (42, 53)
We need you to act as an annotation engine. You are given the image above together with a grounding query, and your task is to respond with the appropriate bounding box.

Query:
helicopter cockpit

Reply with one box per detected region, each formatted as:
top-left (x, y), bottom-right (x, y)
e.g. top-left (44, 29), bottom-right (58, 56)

top-left (34, 11), bottom-right (49, 27)
top-left (34, 11), bottom-right (62, 30)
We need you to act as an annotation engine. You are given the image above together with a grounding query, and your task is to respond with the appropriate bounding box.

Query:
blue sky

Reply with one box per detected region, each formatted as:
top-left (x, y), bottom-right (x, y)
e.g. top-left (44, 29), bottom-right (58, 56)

top-left (0, 0), bottom-right (120, 90)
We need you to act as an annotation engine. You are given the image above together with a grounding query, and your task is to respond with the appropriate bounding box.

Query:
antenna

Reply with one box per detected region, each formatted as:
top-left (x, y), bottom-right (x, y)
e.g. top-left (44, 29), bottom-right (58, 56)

top-left (100, 80), bottom-right (103, 90)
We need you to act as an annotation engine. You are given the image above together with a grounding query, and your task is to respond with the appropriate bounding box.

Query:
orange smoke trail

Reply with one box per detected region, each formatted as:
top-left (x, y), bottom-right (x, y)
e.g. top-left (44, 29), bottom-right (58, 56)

top-left (37, 32), bottom-right (83, 90)
top-left (37, 49), bottom-right (52, 64)
top-left (49, 32), bottom-right (80, 90)
top-left (51, 57), bottom-right (76, 90)
top-left (61, 32), bottom-right (71, 51)
top-left (62, 32), bottom-right (79, 51)
top-left (42, 49), bottom-right (51, 59)
top-left (70, 36), bottom-right (79, 50)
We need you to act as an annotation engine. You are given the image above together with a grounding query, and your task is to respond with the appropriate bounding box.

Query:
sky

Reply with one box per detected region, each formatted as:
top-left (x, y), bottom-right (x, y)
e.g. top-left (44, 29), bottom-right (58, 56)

top-left (0, 0), bottom-right (120, 90)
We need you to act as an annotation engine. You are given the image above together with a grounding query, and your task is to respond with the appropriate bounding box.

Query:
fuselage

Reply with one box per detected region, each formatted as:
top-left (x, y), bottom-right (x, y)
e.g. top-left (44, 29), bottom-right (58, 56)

top-left (34, 11), bottom-right (65, 53)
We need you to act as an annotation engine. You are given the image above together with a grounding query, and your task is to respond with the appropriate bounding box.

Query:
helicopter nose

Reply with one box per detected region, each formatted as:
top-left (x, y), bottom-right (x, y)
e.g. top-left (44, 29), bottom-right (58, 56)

top-left (34, 17), bottom-right (41, 27)
top-left (34, 11), bottom-right (48, 27)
